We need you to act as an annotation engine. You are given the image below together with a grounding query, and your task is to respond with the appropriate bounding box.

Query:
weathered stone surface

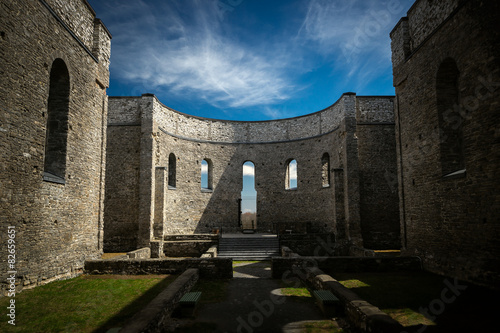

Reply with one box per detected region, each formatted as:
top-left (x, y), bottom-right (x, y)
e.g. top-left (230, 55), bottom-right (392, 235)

top-left (127, 247), bottom-right (151, 259)
top-left (391, 0), bottom-right (500, 288)
top-left (0, 0), bottom-right (110, 293)
top-left (85, 258), bottom-right (233, 279)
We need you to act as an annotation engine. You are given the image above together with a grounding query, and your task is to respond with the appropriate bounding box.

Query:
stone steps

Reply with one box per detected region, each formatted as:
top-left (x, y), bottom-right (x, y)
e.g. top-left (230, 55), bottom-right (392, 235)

top-left (218, 237), bottom-right (280, 260)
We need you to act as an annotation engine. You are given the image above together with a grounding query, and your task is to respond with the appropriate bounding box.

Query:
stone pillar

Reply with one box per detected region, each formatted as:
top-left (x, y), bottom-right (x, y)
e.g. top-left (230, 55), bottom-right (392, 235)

top-left (154, 167), bottom-right (166, 239)
top-left (341, 94), bottom-right (363, 247)
top-left (150, 241), bottom-right (164, 258)
top-left (137, 94), bottom-right (156, 248)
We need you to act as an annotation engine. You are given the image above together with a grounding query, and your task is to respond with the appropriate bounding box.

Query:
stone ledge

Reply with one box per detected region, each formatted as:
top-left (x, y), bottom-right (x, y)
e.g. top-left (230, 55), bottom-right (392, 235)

top-left (119, 268), bottom-right (199, 333)
top-left (201, 245), bottom-right (217, 258)
top-left (84, 258), bottom-right (232, 279)
top-left (304, 267), bottom-right (404, 333)
top-left (127, 247), bottom-right (151, 259)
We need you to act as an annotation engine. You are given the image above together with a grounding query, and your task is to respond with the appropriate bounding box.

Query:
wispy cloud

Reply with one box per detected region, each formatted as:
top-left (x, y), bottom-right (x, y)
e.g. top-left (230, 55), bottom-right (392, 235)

top-left (297, 0), bottom-right (412, 89)
top-left (105, 0), bottom-right (294, 110)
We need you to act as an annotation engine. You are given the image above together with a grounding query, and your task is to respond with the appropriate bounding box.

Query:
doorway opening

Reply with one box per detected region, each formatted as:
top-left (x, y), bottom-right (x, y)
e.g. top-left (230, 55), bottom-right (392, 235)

top-left (241, 161), bottom-right (257, 230)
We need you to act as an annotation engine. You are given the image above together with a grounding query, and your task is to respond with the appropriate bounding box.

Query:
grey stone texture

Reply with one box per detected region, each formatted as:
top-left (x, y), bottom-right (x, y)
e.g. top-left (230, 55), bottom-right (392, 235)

top-left (391, 0), bottom-right (500, 288)
top-left (104, 93), bottom-right (400, 252)
top-left (85, 258), bottom-right (233, 279)
top-left (0, 0), bottom-right (111, 293)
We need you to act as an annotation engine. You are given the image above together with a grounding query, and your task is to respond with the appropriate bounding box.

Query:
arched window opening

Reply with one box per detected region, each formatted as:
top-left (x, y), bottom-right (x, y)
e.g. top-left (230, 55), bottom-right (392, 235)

top-left (436, 58), bottom-right (464, 176)
top-left (201, 159), bottom-right (213, 191)
top-left (43, 58), bottom-right (70, 183)
top-left (286, 159), bottom-right (298, 190)
top-left (241, 161), bottom-right (257, 230)
top-left (321, 153), bottom-right (330, 187)
top-left (168, 153), bottom-right (176, 188)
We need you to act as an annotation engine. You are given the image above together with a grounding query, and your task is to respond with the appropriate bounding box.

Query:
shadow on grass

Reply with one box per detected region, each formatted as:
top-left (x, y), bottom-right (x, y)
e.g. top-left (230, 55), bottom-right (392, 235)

top-left (92, 275), bottom-right (178, 333)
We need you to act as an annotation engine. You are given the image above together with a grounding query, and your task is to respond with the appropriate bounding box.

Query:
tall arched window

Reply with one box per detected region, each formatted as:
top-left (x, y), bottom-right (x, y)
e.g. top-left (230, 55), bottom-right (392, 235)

top-left (168, 153), bottom-right (176, 188)
top-left (201, 159), bottom-right (213, 191)
top-left (436, 58), bottom-right (464, 176)
top-left (43, 58), bottom-right (70, 183)
top-left (286, 159), bottom-right (298, 190)
top-left (321, 153), bottom-right (330, 187)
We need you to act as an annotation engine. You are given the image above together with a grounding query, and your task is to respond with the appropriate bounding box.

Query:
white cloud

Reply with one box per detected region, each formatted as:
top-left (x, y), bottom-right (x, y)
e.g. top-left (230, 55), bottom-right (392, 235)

top-left (243, 163), bottom-right (255, 176)
top-left (201, 161), bottom-right (208, 174)
top-left (108, 0), bottom-right (294, 110)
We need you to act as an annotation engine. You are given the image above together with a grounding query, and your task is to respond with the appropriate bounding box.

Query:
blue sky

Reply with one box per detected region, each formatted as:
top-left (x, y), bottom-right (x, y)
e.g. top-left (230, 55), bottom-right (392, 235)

top-left (88, 0), bottom-right (414, 121)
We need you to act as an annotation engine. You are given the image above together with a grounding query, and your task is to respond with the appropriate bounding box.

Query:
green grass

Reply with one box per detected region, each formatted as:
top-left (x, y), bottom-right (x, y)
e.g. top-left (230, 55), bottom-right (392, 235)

top-left (304, 320), bottom-right (343, 333)
top-left (0, 274), bottom-right (177, 333)
top-left (232, 260), bottom-right (261, 265)
top-left (334, 271), bottom-right (442, 327)
top-left (280, 279), bottom-right (313, 303)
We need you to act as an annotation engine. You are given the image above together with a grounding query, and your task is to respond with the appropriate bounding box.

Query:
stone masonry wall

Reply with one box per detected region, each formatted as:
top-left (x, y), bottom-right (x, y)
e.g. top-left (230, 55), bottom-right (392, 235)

top-left (356, 97), bottom-right (400, 249)
top-left (0, 0), bottom-right (111, 292)
top-left (391, 0), bottom-right (500, 288)
top-left (104, 98), bottom-right (142, 251)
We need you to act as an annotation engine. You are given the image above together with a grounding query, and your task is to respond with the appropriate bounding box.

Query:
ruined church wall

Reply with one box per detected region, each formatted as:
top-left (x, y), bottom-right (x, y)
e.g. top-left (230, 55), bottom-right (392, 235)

top-left (0, 0), bottom-right (110, 292)
top-left (103, 98), bottom-right (143, 251)
top-left (356, 97), bottom-right (400, 249)
top-left (152, 96), bottom-right (348, 235)
top-left (155, 130), bottom-right (341, 235)
top-left (391, 0), bottom-right (500, 288)
top-left (154, 96), bottom-right (345, 144)
top-left (104, 93), bottom-right (400, 250)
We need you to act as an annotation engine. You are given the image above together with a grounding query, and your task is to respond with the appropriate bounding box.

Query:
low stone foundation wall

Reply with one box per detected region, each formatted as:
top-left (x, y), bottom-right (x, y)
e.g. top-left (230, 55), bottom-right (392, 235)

top-left (164, 241), bottom-right (217, 257)
top-left (163, 234), bottom-right (219, 258)
top-left (271, 256), bottom-right (422, 279)
top-left (349, 246), bottom-right (375, 257)
top-left (304, 267), bottom-right (404, 333)
top-left (164, 234), bottom-right (219, 241)
top-left (279, 233), bottom-right (349, 256)
top-left (201, 245), bottom-right (218, 258)
top-left (281, 246), bottom-right (299, 257)
top-left (119, 268), bottom-right (199, 333)
top-left (127, 247), bottom-right (151, 259)
top-left (84, 258), bottom-right (232, 279)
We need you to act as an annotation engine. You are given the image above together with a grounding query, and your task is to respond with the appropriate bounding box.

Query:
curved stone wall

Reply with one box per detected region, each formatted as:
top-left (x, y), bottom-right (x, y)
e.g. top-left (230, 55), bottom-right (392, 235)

top-left (152, 93), bottom-right (352, 144)
top-left (105, 93), bottom-right (399, 251)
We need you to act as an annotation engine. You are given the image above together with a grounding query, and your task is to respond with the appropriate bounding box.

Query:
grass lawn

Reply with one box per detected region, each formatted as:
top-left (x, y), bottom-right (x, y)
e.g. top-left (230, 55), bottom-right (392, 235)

top-left (303, 320), bottom-right (343, 333)
top-left (0, 274), bottom-right (177, 333)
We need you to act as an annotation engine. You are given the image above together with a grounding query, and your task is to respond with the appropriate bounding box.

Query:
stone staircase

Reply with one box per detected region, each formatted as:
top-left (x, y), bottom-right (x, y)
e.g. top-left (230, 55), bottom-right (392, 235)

top-left (218, 236), bottom-right (280, 260)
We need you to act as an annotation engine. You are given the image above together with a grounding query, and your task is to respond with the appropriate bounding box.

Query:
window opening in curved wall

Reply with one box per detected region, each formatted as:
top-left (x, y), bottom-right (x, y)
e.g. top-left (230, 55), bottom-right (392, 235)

top-left (201, 159), bottom-right (213, 191)
top-left (286, 159), bottom-right (297, 190)
top-left (241, 161), bottom-right (257, 230)
top-left (168, 153), bottom-right (176, 188)
top-left (43, 58), bottom-right (70, 184)
top-left (436, 58), bottom-right (465, 177)
top-left (321, 153), bottom-right (330, 187)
